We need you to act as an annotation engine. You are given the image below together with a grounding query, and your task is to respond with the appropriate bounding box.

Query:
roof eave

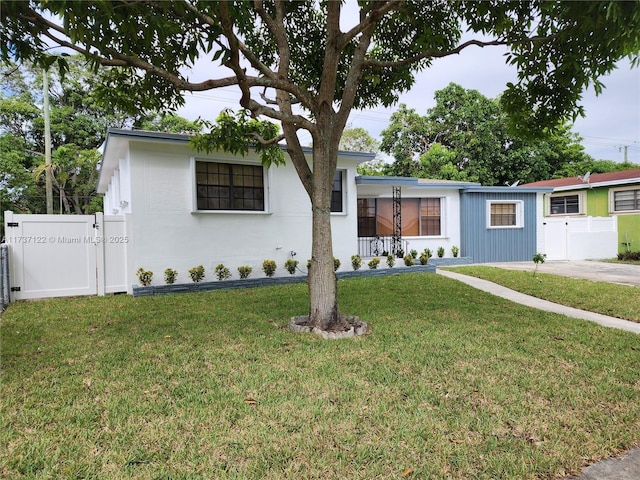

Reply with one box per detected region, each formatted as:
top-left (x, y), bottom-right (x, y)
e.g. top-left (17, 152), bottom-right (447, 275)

top-left (356, 175), bottom-right (481, 189)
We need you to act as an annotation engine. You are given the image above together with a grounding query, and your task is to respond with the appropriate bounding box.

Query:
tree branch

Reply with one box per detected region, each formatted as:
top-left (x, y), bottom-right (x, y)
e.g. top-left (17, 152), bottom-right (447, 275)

top-left (247, 131), bottom-right (285, 146)
top-left (363, 35), bottom-right (557, 69)
top-left (335, 16), bottom-right (376, 135)
top-left (317, 0), bottom-right (343, 105)
top-left (339, 0), bottom-right (401, 50)
top-left (18, 6), bottom-right (243, 91)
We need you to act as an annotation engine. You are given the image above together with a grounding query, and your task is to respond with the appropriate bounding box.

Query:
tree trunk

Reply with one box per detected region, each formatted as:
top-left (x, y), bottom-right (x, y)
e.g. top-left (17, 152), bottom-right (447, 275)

top-left (306, 139), bottom-right (342, 331)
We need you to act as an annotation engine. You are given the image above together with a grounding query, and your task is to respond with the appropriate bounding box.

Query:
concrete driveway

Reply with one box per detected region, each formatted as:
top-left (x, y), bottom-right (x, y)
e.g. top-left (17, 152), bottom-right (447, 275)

top-left (479, 260), bottom-right (640, 287)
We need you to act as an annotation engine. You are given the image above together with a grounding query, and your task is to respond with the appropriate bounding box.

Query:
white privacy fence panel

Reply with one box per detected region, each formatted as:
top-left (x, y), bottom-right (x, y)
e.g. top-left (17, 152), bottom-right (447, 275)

top-left (101, 215), bottom-right (128, 294)
top-left (542, 216), bottom-right (618, 261)
top-left (4, 211), bottom-right (127, 301)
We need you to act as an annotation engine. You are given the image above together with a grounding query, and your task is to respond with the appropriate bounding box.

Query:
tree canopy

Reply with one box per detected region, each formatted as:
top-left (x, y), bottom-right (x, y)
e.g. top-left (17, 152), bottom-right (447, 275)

top-left (377, 84), bottom-right (630, 185)
top-left (339, 127), bottom-right (380, 153)
top-left (3, 0), bottom-right (639, 331)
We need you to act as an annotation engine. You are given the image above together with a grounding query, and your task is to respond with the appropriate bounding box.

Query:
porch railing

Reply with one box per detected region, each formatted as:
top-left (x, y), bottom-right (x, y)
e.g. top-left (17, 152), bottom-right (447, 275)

top-left (357, 236), bottom-right (408, 258)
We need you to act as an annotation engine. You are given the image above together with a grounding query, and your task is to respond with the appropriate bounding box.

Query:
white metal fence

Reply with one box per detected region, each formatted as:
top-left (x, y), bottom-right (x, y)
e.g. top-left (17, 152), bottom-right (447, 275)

top-left (542, 216), bottom-right (618, 261)
top-left (3, 211), bottom-right (128, 302)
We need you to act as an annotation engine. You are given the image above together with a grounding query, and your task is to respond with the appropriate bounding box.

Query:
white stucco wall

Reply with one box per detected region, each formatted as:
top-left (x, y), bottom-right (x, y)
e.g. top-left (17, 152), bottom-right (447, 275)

top-left (535, 192), bottom-right (546, 255)
top-left (122, 140), bottom-right (360, 285)
top-left (103, 156), bottom-right (132, 216)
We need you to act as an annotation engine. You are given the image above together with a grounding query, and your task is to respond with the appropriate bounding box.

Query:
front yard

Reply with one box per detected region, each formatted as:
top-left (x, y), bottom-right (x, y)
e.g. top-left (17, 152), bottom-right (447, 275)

top-left (1, 273), bottom-right (639, 479)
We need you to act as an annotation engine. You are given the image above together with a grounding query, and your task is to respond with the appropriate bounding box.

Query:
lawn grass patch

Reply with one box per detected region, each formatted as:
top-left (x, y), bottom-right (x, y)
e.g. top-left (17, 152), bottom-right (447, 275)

top-left (446, 266), bottom-right (640, 322)
top-left (2, 273), bottom-right (639, 479)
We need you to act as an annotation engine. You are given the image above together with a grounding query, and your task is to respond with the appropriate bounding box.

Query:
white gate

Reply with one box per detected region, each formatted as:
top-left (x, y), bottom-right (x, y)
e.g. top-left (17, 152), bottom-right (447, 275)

top-left (4, 212), bottom-right (128, 301)
top-left (542, 216), bottom-right (618, 261)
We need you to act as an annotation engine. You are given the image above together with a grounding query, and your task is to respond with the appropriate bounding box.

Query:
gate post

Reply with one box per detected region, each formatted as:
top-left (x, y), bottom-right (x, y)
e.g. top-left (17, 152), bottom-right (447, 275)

top-left (0, 244), bottom-right (9, 310)
top-left (95, 212), bottom-right (106, 296)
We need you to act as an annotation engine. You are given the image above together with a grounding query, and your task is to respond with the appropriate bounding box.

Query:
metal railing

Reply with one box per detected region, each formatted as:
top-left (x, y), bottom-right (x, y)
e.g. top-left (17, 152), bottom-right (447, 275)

top-left (357, 236), bottom-right (408, 258)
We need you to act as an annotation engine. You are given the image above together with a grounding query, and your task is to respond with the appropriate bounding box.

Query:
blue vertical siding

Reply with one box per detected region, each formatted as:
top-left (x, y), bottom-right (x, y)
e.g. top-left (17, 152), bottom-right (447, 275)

top-left (460, 191), bottom-right (538, 263)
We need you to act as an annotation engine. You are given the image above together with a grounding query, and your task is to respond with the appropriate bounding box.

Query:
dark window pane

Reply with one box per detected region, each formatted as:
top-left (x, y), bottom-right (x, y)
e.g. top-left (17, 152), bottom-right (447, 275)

top-left (550, 195), bottom-right (579, 215)
top-left (331, 171), bottom-right (343, 212)
top-left (420, 198), bottom-right (441, 236)
top-left (357, 198), bottom-right (376, 237)
top-left (614, 190), bottom-right (640, 211)
top-left (195, 161), bottom-right (264, 211)
top-left (491, 203), bottom-right (516, 226)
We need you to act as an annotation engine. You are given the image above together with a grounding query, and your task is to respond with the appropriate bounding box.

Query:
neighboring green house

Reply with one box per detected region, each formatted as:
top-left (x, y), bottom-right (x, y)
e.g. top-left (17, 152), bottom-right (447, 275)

top-left (522, 168), bottom-right (640, 254)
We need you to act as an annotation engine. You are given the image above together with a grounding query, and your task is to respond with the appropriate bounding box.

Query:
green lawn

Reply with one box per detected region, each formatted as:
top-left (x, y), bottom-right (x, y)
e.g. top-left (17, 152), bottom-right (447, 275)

top-left (2, 273), bottom-right (639, 479)
top-left (446, 266), bottom-right (640, 323)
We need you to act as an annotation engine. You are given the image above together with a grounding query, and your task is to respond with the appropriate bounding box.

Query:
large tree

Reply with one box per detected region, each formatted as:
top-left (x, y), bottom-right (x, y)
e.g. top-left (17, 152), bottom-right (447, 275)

top-left (4, 1), bottom-right (639, 332)
top-left (380, 84), bottom-right (596, 185)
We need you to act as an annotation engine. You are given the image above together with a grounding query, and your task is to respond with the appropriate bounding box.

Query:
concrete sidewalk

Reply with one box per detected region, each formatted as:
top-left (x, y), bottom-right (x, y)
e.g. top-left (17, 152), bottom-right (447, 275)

top-left (566, 448), bottom-right (640, 480)
top-left (437, 269), bottom-right (640, 334)
top-left (436, 268), bottom-right (640, 479)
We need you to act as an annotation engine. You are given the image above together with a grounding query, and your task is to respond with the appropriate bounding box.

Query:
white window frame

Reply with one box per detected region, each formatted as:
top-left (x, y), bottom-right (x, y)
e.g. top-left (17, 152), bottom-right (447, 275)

top-left (609, 185), bottom-right (640, 214)
top-left (486, 200), bottom-right (524, 229)
top-left (190, 156), bottom-right (271, 214)
top-left (546, 191), bottom-right (586, 216)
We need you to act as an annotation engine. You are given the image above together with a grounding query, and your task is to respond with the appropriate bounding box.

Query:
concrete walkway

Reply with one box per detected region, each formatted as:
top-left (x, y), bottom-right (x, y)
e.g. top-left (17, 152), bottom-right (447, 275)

top-left (437, 269), bottom-right (640, 334)
top-left (436, 267), bottom-right (640, 479)
top-left (566, 448), bottom-right (640, 480)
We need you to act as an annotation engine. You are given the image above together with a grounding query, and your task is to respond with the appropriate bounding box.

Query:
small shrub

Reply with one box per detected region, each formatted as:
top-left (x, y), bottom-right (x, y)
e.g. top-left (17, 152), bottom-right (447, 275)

top-left (396, 248), bottom-right (404, 259)
top-left (284, 259), bottom-right (299, 275)
top-left (238, 265), bottom-right (252, 279)
top-left (423, 248), bottom-right (433, 259)
top-left (403, 254), bottom-right (415, 266)
top-left (386, 254), bottom-right (395, 268)
top-left (334, 257), bottom-right (341, 272)
top-left (215, 264), bottom-right (232, 281)
top-left (451, 245), bottom-right (459, 258)
top-left (163, 268), bottom-right (178, 284)
top-left (307, 259), bottom-right (312, 270)
top-left (136, 267), bottom-right (153, 286)
top-left (188, 265), bottom-right (205, 283)
top-left (419, 252), bottom-right (429, 265)
top-left (382, 250), bottom-right (389, 257)
top-left (617, 251), bottom-right (640, 261)
top-left (368, 257), bottom-right (381, 269)
top-left (262, 259), bottom-right (277, 277)
top-left (351, 254), bottom-right (362, 271)
top-left (437, 246), bottom-right (445, 258)
top-left (410, 249), bottom-right (418, 259)
top-left (532, 252), bottom-right (546, 277)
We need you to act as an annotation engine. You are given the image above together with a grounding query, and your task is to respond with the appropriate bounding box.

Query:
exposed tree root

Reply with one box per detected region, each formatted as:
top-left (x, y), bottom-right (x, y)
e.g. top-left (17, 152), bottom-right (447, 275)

top-left (289, 315), bottom-right (370, 339)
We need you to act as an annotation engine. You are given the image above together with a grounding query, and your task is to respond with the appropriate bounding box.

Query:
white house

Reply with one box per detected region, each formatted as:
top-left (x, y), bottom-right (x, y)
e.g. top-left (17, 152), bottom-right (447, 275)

top-left (97, 129), bottom-right (551, 292)
top-left (98, 129), bottom-right (374, 291)
top-left (3, 129), bottom-right (551, 302)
